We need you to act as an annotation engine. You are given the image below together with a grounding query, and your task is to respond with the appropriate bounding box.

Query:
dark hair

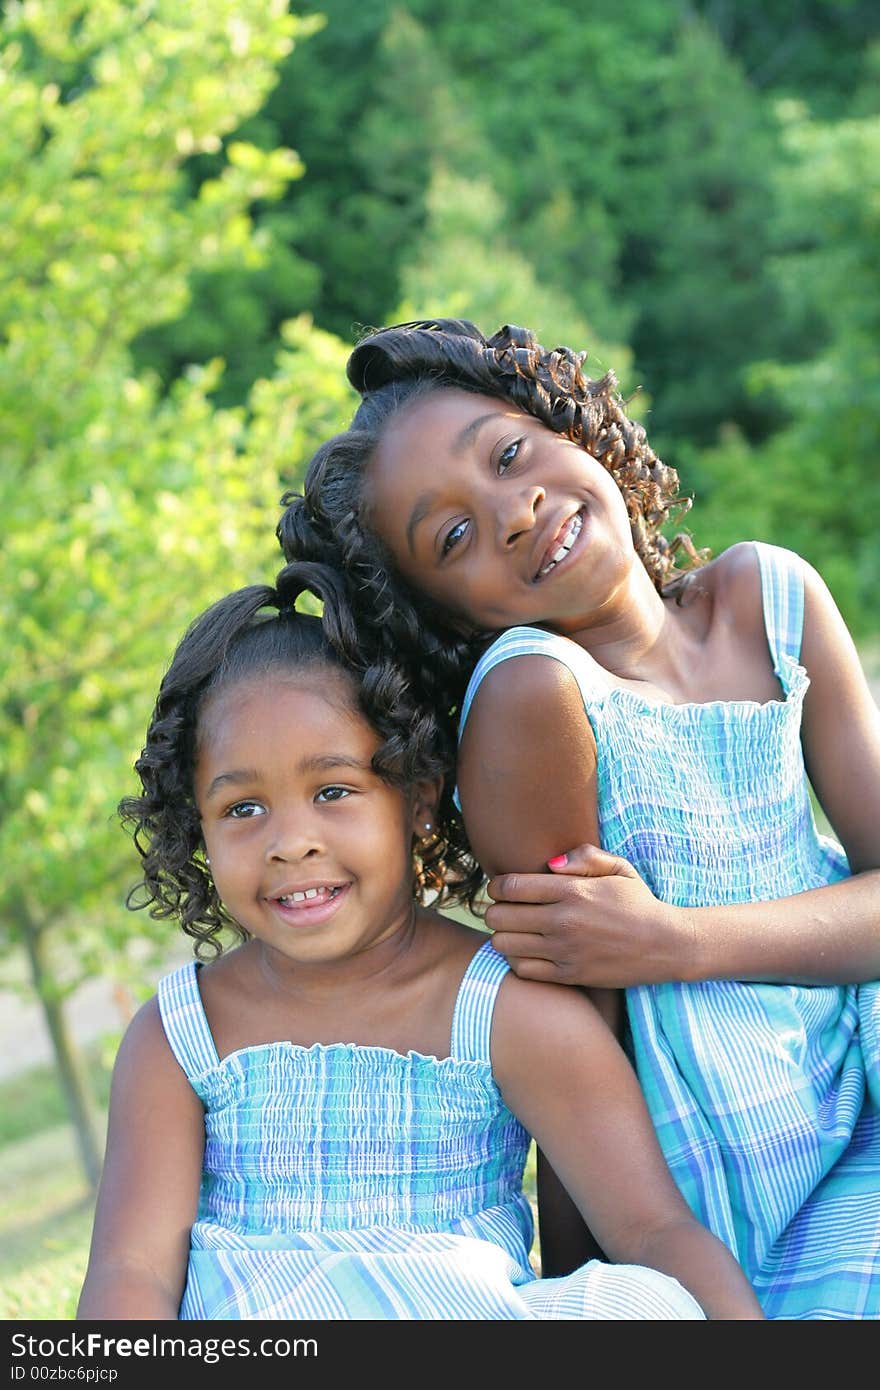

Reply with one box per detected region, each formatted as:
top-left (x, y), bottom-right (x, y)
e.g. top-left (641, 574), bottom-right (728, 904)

top-left (119, 559), bottom-right (482, 959)
top-left (277, 318), bottom-right (706, 725)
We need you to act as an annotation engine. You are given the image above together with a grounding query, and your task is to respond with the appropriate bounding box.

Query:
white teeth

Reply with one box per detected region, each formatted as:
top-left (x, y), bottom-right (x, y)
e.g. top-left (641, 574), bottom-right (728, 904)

top-left (280, 885), bottom-right (337, 904)
top-left (539, 513), bottom-right (582, 577)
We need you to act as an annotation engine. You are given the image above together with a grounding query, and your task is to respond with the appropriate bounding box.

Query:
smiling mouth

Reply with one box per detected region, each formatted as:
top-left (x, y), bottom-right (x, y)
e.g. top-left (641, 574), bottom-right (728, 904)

top-left (275, 885), bottom-right (344, 906)
top-left (535, 511), bottom-right (583, 581)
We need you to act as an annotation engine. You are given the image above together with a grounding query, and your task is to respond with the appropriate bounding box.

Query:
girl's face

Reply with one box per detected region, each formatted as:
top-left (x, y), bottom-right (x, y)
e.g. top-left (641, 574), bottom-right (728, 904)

top-left (364, 388), bottom-right (636, 635)
top-left (194, 669), bottom-right (435, 967)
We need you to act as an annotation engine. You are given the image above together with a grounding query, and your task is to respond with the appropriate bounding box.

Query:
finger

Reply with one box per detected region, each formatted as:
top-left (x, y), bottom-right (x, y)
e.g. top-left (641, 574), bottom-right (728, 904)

top-left (489, 930), bottom-right (554, 961)
top-left (485, 901), bottom-right (553, 938)
top-left (547, 843), bottom-right (634, 878)
top-left (487, 870), bottom-right (572, 904)
top-left (506, 956), bottom-right (566, 985)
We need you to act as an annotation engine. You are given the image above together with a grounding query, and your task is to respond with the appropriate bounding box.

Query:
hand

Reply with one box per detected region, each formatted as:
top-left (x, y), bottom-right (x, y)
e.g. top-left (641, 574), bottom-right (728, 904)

top-left (485, 843), bottom-right (694, 987)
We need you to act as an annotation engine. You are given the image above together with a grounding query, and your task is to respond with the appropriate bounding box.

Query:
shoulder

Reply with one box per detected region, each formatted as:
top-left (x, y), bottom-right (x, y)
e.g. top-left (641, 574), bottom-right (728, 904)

top-left (490, 970), bottom-right (622, 1092)
top-left (116, 993), bottom-right (167, 1061)
top-left (457, 637), bottom-right (600, 873)
top-left (700, 541), bottom-right (763, 614)
top-left (457, 644), bottom-right (599, 865)
top-left (467, 627), bottom-right (606, 697)
top-left (692, 541), bottom-right (796, 650)
top-left (796, 553), bottom-right (864, 689)
top-left (707, 540), bottom-right (814, 609)
top-left (461, 634), bottom-right (599, 754)
top-left (474, 647), bottom-right (586, 712)
top-left (110, 994), bottom-right (194, 1101)
top-left (709, 541), bottom-right (845, 655)
top-left (706, 542), bottom-right (857, 685)
top-left (494, 967), bottom-right (597, 1033)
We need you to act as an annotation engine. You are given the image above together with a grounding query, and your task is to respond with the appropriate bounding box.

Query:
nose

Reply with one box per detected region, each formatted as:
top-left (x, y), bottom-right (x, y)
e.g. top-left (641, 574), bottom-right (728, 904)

top-left (264, 809), bottom-right (323, 864)
top-left (497, 484), bottom-right (545, 547)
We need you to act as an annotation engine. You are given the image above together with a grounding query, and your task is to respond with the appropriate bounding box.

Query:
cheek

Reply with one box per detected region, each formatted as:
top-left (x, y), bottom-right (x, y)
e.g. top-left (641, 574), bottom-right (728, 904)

top-left (363, 797), bottom-right (417, 865)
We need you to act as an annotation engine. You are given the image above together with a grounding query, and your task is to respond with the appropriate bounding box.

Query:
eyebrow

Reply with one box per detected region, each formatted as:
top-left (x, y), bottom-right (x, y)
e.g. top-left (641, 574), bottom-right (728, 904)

top-left (404, 411), bottom-right (504, 554)
top-left (203, 754), bottom-right (371, 799)
top-left (203, 769), bottom-right (261, 800)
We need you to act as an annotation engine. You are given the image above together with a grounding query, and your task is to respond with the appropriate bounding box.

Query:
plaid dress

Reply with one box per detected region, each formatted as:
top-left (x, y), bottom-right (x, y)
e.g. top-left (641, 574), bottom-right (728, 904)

top-left (157, 939), bottom-right (703, 1319)
top-left (458, 541), bottom-right (880, 1319)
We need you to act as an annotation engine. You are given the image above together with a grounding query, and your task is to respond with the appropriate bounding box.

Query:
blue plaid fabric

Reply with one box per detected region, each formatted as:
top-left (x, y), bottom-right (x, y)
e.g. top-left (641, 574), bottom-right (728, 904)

top-left (458, 541), bottom-right (880, 1319)
top-left (158, 940), bottom-right (703, 1319)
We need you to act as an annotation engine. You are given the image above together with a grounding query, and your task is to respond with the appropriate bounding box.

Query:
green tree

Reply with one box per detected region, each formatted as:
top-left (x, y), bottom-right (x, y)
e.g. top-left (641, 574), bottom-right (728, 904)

top-left (685, 94), bottom-right (880, 634)
top-left (396, 165), bottom-right (632, 392)
top-left (690, 0), bottom-right (879, 114)
top-left (0, 0), bottom-right (352, 1190)
top-left (122, 0), bottom-right (876, 462)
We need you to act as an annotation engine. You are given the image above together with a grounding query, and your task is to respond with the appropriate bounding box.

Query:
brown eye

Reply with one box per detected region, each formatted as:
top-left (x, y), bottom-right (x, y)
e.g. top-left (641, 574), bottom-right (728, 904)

top-left (498, 439), bottom-right (522, 472)
top-left (442, 519), bottom-right (469, 555)
top-left (316, 786), bottom-right (350, 803)
top-left (227, 800), bottom-right (264, 818)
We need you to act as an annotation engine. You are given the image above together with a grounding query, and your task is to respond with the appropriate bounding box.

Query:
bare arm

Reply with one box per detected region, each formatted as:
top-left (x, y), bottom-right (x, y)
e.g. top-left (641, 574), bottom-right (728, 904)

top-left (492, 974), bottom-right (764, 1319)
top-left (671, 558), bottom-right (880, 983)
top-left (457, 653), bottom-right (622, 1016)
top-left (458, 655), bottom-right (616, 1271)
top-left (475, 564), bottom-right (880, 987)
top-left (76, 998), bottom-right (204, 1320)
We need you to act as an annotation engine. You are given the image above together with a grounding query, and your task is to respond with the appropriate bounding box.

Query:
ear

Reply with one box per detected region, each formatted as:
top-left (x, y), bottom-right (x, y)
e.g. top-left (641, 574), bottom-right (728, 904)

top-left (410, 778), bottom-right (443, 838)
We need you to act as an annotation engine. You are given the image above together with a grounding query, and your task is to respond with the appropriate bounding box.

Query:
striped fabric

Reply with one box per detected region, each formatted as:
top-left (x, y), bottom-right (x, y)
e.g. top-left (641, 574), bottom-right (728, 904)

top-left (458, 541), bottom-right (880, 1320)
top-left (157, 939), bottom-right (703, 1319)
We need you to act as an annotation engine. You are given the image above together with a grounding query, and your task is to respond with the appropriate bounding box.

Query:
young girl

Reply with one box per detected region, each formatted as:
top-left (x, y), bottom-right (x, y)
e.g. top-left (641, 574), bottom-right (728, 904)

top-left (76, 561), bottom-right (762, 1321)
top-left (277, 318), bottom-right (880, 1320)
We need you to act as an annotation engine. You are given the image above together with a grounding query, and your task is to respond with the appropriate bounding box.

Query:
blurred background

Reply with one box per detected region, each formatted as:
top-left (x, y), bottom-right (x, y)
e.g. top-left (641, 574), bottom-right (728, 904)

top-left (2, 0), bottom-right (879, 1318)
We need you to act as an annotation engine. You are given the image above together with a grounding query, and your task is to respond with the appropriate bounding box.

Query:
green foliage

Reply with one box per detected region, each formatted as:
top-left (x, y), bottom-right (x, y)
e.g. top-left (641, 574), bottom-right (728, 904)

top-left (132, 213), bottom-right (322, 407)
top-left (689, 96), bottom-right (880, 633)
top-left (279, 0), bottom-right (791, 448)
top-left (0, 0), bottom-right (353, 999)
top-left (689, 0), bottom-right (880, 115)
top-left (394, 166), bottom-right (633, 392)
top-left (112, 0), bottom-right (880, 646)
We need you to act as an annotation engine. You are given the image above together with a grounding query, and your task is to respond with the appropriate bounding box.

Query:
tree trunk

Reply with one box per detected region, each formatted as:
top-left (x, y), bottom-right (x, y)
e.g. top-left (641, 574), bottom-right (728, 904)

top-left (16, 899), bottom-right (104, 1192)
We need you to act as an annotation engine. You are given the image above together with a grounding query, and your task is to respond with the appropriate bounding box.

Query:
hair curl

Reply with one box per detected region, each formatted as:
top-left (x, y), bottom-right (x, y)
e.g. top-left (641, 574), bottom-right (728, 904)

top-left (119, 559), bottom-right (483, 960)
top-left (277, 318), bottom-right (706, 730)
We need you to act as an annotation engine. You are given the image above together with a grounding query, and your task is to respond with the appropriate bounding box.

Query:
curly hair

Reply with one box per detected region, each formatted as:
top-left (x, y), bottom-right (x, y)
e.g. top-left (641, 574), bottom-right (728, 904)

top-left (277, 318), bottom-right (706, 729)
top-left (119, 559), bottom-right (483, 960)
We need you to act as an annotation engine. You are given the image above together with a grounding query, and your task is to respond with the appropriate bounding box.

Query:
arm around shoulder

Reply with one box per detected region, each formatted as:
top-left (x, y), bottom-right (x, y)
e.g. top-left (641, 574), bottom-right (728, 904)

top-left (76, 996), bottom-right (204, 1320)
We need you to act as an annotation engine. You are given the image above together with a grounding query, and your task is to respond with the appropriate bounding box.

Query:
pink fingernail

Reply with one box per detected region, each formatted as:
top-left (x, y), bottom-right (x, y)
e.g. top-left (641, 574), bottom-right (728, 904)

top-left (547, 854), bottom-right (567, 868)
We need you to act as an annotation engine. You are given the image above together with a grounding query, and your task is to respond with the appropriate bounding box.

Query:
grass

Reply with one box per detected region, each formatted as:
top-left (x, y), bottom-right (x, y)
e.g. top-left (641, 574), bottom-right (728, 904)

top-left (0, 1040), bottom-right (115, 1321)
top-left (0, 1045), bottom-right (115, 1148)
top-left (0, 1127), bottom-right (97, 1320)
top-left (0, 1033), bottom-right (540, 1321)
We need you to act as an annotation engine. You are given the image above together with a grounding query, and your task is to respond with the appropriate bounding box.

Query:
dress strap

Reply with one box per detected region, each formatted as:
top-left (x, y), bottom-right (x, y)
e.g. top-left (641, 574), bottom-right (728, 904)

top-left (450, 938), bottom-right (510, 1064)
top-left (753, 542), bottom-right (805, 681)
top-left (156, 961), bottom-right (220, 1080)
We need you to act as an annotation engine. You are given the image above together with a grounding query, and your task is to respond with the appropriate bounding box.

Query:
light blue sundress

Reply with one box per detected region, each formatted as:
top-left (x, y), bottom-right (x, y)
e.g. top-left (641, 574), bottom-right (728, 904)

top-left (157, 938), bottom-right (704, 1319)
top-left (458, 542), bottom-right (880, 1320)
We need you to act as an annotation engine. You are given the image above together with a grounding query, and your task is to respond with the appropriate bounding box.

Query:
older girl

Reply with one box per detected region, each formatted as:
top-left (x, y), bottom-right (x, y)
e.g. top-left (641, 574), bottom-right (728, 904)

top-left (278, 318), bottom-right (880, 1318)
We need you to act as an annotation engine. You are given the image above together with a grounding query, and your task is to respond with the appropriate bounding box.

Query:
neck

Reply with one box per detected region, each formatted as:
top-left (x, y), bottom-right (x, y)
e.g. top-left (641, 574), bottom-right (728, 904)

top-left (550, 558), bottom-right (705, 689)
